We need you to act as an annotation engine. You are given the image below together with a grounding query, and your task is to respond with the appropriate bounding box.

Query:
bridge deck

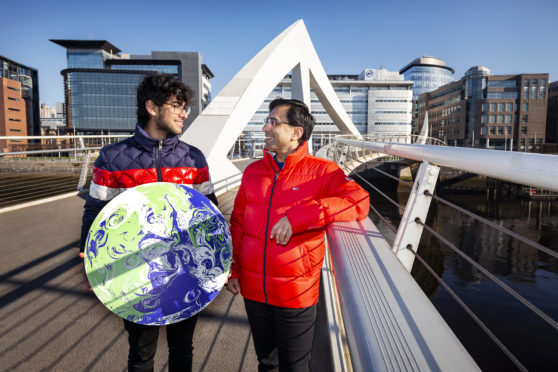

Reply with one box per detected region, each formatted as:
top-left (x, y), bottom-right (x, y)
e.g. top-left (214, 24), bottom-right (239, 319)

top-left (0, 191), bottom-right (331, 371)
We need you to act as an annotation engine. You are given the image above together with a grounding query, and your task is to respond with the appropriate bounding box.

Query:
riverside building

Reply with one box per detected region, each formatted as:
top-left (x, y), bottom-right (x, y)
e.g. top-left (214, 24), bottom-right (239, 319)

top-left (417, 66), bottom-right (549, 151)
top-left (244, 67), bottom-right (412, 147)
top-left (400, 56), bottom-right (455, 134)
top-left (51, 40), bottom-right (213, 133)
top-left (0, 55), bottom-right (40, 151)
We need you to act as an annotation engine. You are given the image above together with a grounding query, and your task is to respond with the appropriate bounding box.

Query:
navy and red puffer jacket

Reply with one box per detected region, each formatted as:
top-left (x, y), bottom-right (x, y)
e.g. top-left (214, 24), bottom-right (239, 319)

top-left (230, 142), bottom-right (369, 308)
top-left (80, 123), bottom-right (217, 252)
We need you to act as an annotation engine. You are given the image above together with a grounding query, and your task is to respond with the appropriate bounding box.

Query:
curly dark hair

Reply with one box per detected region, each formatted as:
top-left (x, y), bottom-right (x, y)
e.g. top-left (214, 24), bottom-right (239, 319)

top-left (268, 98), bottom-right (315, 144)
top-left (137, 73), bottom-right (194, 126)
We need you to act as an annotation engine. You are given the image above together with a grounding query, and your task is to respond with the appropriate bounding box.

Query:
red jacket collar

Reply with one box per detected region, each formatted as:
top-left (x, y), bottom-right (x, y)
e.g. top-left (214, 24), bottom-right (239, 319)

top-left (263, 142), bottom-right (308, 172)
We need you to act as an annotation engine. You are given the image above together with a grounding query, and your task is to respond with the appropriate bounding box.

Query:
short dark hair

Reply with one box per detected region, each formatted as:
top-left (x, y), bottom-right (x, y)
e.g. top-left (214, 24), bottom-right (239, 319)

top-left (137, 73), bottom-right (194, 126)
top-left (269, 98), bottom-right (315, 144)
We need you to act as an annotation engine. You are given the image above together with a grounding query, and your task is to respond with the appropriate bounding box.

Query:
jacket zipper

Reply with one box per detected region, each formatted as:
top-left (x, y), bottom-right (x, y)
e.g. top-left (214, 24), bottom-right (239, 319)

top-left (155, 140), bottom-right (163, 182)
top-left (263, 172), bottom-right (279, 304)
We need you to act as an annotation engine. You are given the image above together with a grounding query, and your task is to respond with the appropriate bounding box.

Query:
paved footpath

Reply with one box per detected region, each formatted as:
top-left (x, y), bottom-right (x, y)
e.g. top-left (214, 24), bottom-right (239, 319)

top-left (0, 192), bottom-right (332, 372)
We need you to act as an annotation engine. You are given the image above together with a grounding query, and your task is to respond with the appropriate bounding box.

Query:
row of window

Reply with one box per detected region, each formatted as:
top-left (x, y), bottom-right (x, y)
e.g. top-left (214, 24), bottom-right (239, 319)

top-left (481, 114), bottom-right (529, 124)
top-left (522, 78), bottom-right (547, 99)
top-left (430, 105), bottom-right (461, 119)
top-left (436, 128), bottom-right (460, 136)
top-left (374, 110), bottom-right (408, 114)
top-left (482, 102), bottom-right (517, 112)
top-left (373, 122), bottom-right (409, 126)
top-left (432, 117), bottom-right (460, 127)
top-left (481, 126), bottom-right (512, 135)
top-left (375, 99), bottom-right (411, 103)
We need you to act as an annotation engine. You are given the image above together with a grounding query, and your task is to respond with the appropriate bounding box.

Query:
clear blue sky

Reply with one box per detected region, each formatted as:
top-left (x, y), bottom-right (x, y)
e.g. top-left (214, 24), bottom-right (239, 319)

top-left (1, 0), bottom-right (557, 107)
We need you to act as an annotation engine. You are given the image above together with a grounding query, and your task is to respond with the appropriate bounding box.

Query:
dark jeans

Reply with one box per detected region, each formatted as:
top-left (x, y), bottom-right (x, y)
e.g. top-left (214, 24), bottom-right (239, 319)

top-left (123, 314), bottom-right (198, 372)
top-left (244, 298), bottom-right (317, 372)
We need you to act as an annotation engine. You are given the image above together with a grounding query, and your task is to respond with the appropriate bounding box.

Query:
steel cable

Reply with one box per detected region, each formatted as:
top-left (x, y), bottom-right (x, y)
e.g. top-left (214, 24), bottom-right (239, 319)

top-left (408, 247), bottom-right (528, 372)
top-left (416, 218), bottom-right (558, 331)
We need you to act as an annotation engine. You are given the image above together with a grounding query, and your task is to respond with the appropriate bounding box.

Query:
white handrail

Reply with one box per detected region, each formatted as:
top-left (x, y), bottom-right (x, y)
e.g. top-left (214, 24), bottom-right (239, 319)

top-left (336, 138), bottom-right (558, 192)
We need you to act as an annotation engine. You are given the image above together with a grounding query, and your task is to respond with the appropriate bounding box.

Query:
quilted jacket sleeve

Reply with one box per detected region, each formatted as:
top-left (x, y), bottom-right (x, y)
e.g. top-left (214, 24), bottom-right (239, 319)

top-left (285, 162), bottom-right (369, 234)
top-left (79, 152), bottom-right (112, 253)
top-left (229, 175), bottom-right (247, 279)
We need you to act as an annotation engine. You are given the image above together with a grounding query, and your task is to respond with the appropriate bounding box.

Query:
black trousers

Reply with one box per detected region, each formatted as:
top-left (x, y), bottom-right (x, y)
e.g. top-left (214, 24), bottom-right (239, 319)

top-left (123, 314), bottom-right (198, 372)
top-left (244, 298), bottom-right (317, 372)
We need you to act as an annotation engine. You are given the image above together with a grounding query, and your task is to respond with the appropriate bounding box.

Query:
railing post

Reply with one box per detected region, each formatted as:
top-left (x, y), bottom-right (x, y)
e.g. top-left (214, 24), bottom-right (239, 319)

top-left (77, 151), bottom-right (91, 191)
top-left (392, 160), bottom-right (440, 272)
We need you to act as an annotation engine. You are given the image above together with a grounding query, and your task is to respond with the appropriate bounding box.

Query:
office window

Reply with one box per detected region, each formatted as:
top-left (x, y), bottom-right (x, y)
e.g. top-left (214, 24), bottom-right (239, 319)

top-left (540, 79), bottom-right (547, 99)
top-left (505, 115), bottom-right (512, 123)
top-left (489, 127), bottom-right (495, 135)
top-left (521, 138), bottom-right (526, 145)
top-left (506, 103), bottom-right (513, 111)
top-left (498, 103), bottom-right (505, 111)
top-left (521, 115), bottom-right (528, 123)
top-left (521, 126), bottom-right (527, 134)
top-left (480, 127), bottom-right (487, 135)
top-left (506, 126), bottom-right (512, 134)
top-left (481, 115), bottom-right (487, 124)
top-left (523, 86), bottom-right (529, 99)
top-left (489, 115), bottom-right (496, 123)
top-left (482, 103), bottom-right (488, 112)
top-left (497, 127), bottom-right (503, 135)
top-left (529, 138), bottom-right (535, 144)
top-left (490, 103), bottom-right (497, 111)
top-left (537, 138), bottom-right (543, 144)
top-left (497, 115), bottom-right (504, 123)
top-left (522, 103), bottom-right (528, 111)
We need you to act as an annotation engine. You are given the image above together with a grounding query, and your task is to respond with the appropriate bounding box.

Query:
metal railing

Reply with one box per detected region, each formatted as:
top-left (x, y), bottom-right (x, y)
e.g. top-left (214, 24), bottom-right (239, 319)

top-left (0, 134), bottom-right (247, 209)
top-left (324, 135), bottom-right (558, 371)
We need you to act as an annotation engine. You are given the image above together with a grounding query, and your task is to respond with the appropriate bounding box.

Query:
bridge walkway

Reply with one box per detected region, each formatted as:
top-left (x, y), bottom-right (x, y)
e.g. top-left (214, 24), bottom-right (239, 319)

top-left (0, 191), bottom-right (332, 371)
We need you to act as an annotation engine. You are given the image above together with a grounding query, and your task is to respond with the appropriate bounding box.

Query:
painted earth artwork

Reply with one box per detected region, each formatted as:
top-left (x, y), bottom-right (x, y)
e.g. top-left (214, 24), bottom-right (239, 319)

top-left (84, 182), bottom-right (232, 325)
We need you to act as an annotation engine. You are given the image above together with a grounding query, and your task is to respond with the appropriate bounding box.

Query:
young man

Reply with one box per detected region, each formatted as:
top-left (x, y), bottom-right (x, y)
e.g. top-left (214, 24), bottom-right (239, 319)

top-left (79, 73), bottom-right (217, 372)
top-left (226, 98), bottom-right (369, 371)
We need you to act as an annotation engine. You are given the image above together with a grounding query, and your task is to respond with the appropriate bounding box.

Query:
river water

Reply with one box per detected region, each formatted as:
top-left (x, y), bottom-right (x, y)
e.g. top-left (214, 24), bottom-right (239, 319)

top-left (363, 181), bottom-right (558, 371)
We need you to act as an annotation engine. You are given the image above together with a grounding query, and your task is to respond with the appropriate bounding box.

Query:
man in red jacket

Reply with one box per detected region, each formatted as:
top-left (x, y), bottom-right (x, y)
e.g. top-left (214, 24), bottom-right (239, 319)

top-left (226, 98), bottom-right (369, 371)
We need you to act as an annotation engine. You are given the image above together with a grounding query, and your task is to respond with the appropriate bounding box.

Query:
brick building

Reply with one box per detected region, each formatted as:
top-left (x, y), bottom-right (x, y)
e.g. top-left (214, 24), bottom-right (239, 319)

top-left (417, 66), bottom-right (548, 151)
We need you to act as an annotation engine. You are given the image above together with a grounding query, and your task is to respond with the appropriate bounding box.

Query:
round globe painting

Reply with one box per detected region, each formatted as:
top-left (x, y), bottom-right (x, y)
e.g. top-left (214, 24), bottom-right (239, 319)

top-left (84, 182), bottom-right (232, 325)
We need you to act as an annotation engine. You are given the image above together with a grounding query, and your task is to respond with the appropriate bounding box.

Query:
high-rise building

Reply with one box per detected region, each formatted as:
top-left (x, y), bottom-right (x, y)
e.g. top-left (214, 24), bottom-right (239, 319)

top-left (417, 66), bottom-right (549, 151)
top-left (546, 81), bottom-right (558, 144)
top-left (51, 40), bottom-right (213, 133)
top-left (400, 56), bottom-right (455, 133)
top-left (0, 55), bottom-right (40, 147)
top-left (245, 67), bottom-right (412, 147)
top-left (40, 102), bottom-right (66, 134)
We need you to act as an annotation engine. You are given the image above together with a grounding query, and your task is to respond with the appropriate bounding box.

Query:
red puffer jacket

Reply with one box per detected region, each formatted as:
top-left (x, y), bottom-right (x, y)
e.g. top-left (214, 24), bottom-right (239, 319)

top-left (230, 142), bottom-right (369, 308)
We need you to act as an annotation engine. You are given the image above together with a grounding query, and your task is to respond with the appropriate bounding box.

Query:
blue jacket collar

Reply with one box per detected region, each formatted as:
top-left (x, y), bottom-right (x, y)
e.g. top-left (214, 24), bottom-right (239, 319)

top-left (134, 123), bottom-right (181, 151)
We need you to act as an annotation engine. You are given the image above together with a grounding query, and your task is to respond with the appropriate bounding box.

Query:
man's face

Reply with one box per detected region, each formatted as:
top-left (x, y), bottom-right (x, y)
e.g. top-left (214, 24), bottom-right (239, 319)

top-left (153, 95), bottom-right (189, 136)
top-left (263, 105), bottom-right (301, 154)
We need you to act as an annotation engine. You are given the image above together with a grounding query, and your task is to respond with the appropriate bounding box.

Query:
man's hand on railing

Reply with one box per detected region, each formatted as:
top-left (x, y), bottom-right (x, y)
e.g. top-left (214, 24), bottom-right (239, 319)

top-left (78, 252), bottom-right (93, 292)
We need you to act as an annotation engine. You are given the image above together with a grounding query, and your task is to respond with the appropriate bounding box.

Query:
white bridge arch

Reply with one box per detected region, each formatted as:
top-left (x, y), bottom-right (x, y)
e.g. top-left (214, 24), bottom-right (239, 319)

top-left (181, 19), bottom-right (361, 187)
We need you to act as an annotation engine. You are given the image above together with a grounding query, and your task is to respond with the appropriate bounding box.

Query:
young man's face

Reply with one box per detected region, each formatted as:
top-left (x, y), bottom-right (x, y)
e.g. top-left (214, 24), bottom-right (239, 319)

top-left (263, 105), bottom-right (301, 154)
top-left (153, 95), bottom-right (189, 136)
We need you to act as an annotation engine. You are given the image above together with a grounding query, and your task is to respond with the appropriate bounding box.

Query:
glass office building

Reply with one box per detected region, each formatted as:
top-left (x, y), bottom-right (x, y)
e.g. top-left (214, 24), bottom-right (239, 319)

top-left (399, 56), bottom-right (455, 134)
top-left (51, 40), bottom-right (213, 133)
top-left (400, 56), bottom-right (455, 99)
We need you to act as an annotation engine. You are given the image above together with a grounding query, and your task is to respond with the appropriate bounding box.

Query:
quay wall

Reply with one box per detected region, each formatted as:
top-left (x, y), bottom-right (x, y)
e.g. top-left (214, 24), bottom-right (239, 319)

top-left (0, 159), bottom-right (85, 175)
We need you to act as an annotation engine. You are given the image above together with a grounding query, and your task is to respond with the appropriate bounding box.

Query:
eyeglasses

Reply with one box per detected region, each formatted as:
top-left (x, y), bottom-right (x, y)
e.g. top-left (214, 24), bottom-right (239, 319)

top-left (152, 99), bottom-right (191, 115)
top-left (264, 117), bottom-right (294, 127)
top-left (163, 103), bottom-right (191, 115)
